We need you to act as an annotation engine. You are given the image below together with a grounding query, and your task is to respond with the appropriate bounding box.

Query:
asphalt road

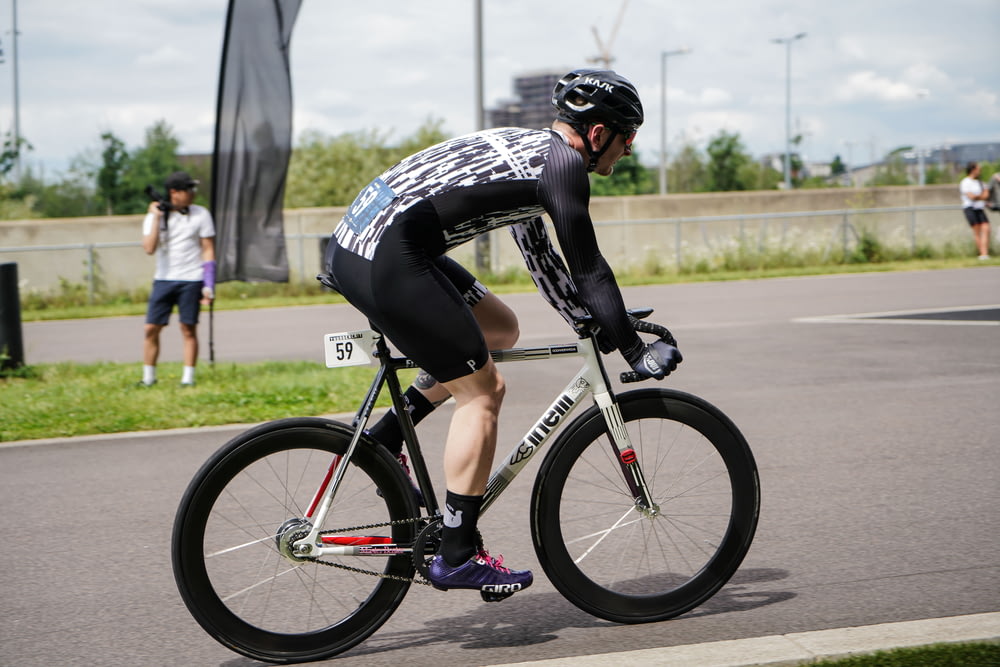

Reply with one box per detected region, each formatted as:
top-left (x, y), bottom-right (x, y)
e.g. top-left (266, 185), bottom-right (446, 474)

top-left (2, 267), bottom-right (998, 666)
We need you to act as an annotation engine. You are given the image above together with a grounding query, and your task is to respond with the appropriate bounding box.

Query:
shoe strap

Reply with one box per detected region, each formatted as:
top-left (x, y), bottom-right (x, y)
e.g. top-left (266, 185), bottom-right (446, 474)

top-left (476, 549), bottom-right (511, 573)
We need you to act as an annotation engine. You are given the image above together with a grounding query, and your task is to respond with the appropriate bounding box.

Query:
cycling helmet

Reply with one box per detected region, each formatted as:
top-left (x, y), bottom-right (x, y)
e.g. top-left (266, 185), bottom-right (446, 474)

top-left (552, 69), bottom-right (644, 132)
top-left (551, 69), bottom-right (644, 171)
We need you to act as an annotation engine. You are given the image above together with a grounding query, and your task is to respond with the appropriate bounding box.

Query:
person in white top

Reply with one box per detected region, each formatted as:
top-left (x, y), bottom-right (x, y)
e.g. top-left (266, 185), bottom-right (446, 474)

top-left (140, 171), bottom-right (216, 386)
top-left (959, 161), bottom-right (991, 260)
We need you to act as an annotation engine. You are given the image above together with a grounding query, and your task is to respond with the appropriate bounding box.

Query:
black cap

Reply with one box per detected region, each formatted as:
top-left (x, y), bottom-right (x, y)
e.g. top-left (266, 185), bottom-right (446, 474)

top-left (165, 171), bottom-right (199, 191)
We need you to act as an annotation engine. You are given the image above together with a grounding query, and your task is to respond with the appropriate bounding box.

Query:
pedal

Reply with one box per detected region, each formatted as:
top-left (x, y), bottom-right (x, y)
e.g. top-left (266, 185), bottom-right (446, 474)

top-left (480, 589), bottom-right (515, 602)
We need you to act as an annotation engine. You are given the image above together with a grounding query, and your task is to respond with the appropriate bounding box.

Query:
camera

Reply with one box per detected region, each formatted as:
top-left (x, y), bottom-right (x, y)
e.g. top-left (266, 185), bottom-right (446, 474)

top-left (144, 185), bottom-right (171, 231)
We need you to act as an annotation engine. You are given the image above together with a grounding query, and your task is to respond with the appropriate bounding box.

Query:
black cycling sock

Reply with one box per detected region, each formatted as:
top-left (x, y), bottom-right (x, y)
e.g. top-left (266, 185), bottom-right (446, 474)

top-left (440, 491), bottom-right (484, 567)
top-left (367, 387), bottom-right (435, 456)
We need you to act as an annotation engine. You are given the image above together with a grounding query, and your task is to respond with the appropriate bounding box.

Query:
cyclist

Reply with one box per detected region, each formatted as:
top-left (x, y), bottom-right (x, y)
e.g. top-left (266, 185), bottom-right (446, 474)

top-left (321, 68), bottom-right (681, 596)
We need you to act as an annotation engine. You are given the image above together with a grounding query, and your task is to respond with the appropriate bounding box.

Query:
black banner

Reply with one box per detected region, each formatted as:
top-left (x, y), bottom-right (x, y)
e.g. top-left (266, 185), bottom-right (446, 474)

top-left (211, 0), bottom-right (302, 282)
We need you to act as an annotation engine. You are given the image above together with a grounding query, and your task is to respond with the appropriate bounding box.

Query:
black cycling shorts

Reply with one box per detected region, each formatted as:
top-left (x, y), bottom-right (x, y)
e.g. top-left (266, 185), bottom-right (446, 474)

top-left (964, 207), bottom-right (989, 226)
top-left (323, 210), bottom-right (489, 383)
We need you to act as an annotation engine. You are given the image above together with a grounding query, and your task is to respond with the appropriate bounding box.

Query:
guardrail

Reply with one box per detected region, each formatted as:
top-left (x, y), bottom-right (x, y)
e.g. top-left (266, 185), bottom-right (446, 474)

top-left (0, 204), bottom-right (964, 303)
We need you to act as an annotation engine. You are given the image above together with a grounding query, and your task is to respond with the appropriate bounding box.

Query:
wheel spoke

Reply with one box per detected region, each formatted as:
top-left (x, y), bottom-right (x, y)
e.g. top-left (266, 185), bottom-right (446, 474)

top-left (173, 420), bottom-right (418, 662)
top-left (533, 391), bottom-right (759, 623)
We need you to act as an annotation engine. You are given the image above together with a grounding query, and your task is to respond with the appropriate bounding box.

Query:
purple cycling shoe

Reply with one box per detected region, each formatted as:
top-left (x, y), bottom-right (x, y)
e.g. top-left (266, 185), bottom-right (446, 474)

top-left (427, 550), bottom-right (533, 600)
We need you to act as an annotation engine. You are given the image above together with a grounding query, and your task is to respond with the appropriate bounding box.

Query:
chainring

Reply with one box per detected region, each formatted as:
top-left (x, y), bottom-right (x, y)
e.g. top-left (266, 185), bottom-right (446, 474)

top-left (412, 517), bottom-right (443, 580)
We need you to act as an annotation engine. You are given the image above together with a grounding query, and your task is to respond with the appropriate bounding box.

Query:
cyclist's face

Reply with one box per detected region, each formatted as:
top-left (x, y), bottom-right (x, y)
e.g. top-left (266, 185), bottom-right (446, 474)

top-left (592, 126), bottom-right (636, 177)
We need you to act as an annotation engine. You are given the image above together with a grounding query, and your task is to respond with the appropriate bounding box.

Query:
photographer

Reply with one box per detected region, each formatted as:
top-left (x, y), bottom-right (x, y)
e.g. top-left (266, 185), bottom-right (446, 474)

top-left (139, 171), bottom-right (216, 387)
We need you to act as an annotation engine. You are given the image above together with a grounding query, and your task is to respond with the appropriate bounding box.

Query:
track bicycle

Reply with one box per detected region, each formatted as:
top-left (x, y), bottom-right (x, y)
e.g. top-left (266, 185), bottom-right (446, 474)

top-left (171, 308), bottom-right (760, 664)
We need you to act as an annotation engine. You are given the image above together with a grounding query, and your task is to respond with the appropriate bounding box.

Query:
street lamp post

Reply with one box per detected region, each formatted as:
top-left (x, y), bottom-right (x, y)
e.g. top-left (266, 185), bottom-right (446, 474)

top-left (771, 32), bottom-right (806, 189)
top-left (659, 47), bottom-right (690, 195)
top-left (10, 0), bottom-right (22, 181)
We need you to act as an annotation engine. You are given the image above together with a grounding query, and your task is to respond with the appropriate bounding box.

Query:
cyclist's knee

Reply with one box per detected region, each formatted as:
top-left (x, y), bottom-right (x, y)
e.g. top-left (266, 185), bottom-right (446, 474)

top-left (446, 363), bottom-right (505, 410)
top-left (475, 293), bottom-right (520, 349)
top-left (488, 322), bottom-right (519, 350)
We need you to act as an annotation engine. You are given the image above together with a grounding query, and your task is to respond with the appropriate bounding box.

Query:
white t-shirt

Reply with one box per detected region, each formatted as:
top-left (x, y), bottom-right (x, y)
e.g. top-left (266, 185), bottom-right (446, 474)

top-left (142, 204), bottom-right (216, 281)
top-left (960, 177), bottom-right (985, 210)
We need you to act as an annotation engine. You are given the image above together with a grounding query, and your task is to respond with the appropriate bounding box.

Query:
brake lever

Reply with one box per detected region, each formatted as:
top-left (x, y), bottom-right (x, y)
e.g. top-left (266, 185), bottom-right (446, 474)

top-left (620, 312), bottom-right (679, 383)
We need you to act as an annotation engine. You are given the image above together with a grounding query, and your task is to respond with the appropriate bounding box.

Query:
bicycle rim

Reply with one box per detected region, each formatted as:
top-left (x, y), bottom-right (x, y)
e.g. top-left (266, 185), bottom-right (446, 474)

top-left (531, 389), bottom-right (759, 623)
top-left (172, 418), bottom-right (418, 664)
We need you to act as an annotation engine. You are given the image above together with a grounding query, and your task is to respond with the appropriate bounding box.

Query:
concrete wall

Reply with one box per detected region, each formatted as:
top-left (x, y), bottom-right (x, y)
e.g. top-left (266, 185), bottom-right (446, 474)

top-left (0, 184), bottom-right (967, 295)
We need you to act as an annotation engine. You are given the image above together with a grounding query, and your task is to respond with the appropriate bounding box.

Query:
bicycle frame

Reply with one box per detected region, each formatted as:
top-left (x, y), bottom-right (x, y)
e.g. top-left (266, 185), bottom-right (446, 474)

top-left (293, 329), bottom-right (657, 560)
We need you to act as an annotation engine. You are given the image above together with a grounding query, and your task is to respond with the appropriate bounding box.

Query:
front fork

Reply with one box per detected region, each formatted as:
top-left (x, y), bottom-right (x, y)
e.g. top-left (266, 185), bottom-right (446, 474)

top-left (595, 392), bottom-right (660, 516)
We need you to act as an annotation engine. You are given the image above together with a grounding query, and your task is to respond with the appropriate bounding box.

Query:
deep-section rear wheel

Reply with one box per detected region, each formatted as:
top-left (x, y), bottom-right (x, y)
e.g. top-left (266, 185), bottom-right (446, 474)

top-left (172, 418), bottom-right (419, 663)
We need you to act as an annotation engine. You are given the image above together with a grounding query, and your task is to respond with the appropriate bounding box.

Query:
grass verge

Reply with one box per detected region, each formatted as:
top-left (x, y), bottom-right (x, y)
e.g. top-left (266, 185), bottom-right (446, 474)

top-left (0, 361), bottom-right (414, 442)
top-left (812, 641), bottom-right (999, 666)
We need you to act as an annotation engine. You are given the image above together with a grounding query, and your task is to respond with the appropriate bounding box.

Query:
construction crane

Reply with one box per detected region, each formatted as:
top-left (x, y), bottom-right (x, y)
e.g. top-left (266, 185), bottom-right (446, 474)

top-left (588, 0), bottom-right (629, 69)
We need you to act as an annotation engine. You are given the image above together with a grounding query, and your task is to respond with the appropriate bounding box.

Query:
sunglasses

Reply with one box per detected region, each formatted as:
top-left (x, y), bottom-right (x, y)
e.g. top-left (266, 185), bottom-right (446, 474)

top-left (619, 127), bottom-right (638, 155)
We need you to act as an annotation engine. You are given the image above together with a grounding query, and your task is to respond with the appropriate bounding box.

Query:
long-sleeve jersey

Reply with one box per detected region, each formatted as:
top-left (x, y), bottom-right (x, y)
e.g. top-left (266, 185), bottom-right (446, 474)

top-left (332, 127), bottom-right (644, 363)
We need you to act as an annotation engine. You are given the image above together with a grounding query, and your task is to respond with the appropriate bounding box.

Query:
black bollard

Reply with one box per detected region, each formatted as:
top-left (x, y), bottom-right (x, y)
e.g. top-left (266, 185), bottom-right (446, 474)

top-left (0, 262), bottom-right (25, 370)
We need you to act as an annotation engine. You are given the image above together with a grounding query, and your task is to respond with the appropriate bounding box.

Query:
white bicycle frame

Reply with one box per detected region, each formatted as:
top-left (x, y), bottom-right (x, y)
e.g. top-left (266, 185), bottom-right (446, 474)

top-left (294, 331), bottom-right (654, 559)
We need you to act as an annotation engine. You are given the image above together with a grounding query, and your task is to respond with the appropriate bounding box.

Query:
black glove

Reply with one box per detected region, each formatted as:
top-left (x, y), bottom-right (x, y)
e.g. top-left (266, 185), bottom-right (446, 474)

top-left (630, 340), bottom-right (683, 380)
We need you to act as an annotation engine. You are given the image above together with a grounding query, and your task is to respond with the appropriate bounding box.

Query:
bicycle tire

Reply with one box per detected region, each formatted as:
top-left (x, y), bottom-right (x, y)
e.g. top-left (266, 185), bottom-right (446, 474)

top-left (172, 417), bottom-right (420, 664)
top-left (531, 388), bottom-right (759, 623)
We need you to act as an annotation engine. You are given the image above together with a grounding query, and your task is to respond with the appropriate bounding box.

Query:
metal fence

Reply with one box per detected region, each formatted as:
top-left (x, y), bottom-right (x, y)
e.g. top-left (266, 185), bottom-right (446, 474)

top-left (0, 204), bottom-right (967, 303)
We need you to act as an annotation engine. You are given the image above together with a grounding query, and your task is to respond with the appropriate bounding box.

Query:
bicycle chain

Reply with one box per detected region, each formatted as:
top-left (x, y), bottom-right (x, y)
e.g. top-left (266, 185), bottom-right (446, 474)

top-left (302, 515), bottom-right (435, 586)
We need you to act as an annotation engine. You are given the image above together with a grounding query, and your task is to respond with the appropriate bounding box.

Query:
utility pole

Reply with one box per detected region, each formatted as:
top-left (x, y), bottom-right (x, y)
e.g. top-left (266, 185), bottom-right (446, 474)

top-left (472, 0), bottom-right (490, 273)
top-left (11, 0), bottom-right (22, 181)
top-left (659, 47), bottom-right (690, 195)
top-left (771, 32), bottom-right (806, 189)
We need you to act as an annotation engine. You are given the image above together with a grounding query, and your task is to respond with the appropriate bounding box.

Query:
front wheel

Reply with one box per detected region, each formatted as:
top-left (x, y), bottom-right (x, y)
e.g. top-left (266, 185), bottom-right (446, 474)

top-left (172, 417), bottom-right (419, 664)
top-left (531, 389), bottom-right (760, 623)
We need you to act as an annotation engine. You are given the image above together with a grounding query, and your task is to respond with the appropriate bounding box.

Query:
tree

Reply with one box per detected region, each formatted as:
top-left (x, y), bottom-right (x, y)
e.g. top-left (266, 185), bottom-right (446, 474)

top-left (830, 155), bottom-right (846, 176)
top-left (705, 131), bottom-right (751, 192)
top-left (872, 152), bottom-right (910, 186)
top-left (97, 132), bottom-right (129, 215)
top-left (668, 142), bottom-right (709, 193)
top-left (120, 120), bottom-right (183, 213)
top-left (590, 149), bottom-right (656, 196)
top-left (738, 159), bottom-right (783, 191)
top-left (0, 130), bottom-right (32, 178)
top-left (284, 119), bottom-right (449, 208)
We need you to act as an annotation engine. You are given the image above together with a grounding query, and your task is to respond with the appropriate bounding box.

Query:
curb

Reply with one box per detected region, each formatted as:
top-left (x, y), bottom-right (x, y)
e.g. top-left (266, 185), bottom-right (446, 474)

top-left (488, 612), bottom-right (1000, 666)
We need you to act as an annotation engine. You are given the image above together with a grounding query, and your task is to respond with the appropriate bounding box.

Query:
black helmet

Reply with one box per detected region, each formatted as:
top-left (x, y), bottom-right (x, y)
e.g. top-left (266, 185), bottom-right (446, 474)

top-left (551, 69), bottom-right (644, 133)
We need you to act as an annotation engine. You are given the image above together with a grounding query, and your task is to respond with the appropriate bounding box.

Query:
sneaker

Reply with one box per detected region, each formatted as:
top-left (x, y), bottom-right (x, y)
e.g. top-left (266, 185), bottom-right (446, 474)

top-left (426, 550), bottom-right (533, 596)
top-left (375, 453), bottom-right (424, 507)
top-left (978, 254), bottom-right (990, 260)
top-left (135, 380), bottom-right (156, 388)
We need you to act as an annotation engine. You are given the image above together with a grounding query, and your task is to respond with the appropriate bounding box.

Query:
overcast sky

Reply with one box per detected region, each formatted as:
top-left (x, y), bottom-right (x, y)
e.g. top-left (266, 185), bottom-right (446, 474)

top-left (1, 0), bottom-right (998, 179)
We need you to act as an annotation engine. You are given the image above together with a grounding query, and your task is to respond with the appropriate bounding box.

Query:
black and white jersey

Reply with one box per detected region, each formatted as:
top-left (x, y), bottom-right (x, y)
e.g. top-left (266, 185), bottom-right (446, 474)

top-left (332, 127), bottom-right (643, 363)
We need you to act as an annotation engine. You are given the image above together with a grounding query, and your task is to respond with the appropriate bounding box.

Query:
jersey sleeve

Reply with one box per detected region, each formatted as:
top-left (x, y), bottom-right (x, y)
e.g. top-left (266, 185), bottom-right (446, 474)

top-left (508, 218), bottom-right (590, 328)
top-left (197, 206), bottom-right (216, 238)
top-left (536, 138), bottom-right (644, 364)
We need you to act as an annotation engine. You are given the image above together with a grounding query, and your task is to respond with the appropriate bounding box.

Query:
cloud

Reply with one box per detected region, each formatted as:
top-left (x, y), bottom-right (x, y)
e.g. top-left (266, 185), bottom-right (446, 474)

top-left (674, 87), bottom-right (733, 106)
top-left (835, 35), bottom-right (868, 61)
top-left (685, 110), bottom-right (758, 141)
top-left (834, 71), bottom-right (931, 102)
top-left (135, 45), bottom-right (194, 68)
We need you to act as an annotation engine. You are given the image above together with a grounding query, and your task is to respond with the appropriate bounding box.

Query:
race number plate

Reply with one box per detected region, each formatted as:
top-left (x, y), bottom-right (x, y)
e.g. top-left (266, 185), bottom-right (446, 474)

top-left (324, 330), bottom-right (378, 368)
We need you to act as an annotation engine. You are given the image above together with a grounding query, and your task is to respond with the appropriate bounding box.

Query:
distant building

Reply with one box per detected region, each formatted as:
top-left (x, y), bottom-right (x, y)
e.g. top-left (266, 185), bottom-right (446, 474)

top-left (901, 142), bottom-right (1000, 172)
top-left (845, 141), bottom-right (1000, 186)
top-left (487, 70), bottom-right (563, 130)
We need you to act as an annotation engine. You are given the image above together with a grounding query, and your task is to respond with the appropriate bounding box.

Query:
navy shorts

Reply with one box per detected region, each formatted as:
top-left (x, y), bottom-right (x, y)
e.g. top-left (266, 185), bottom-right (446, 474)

top-left (964, 208), bottom-right (989, 226)
top-left (146, 280), bottom-right (203, 326)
